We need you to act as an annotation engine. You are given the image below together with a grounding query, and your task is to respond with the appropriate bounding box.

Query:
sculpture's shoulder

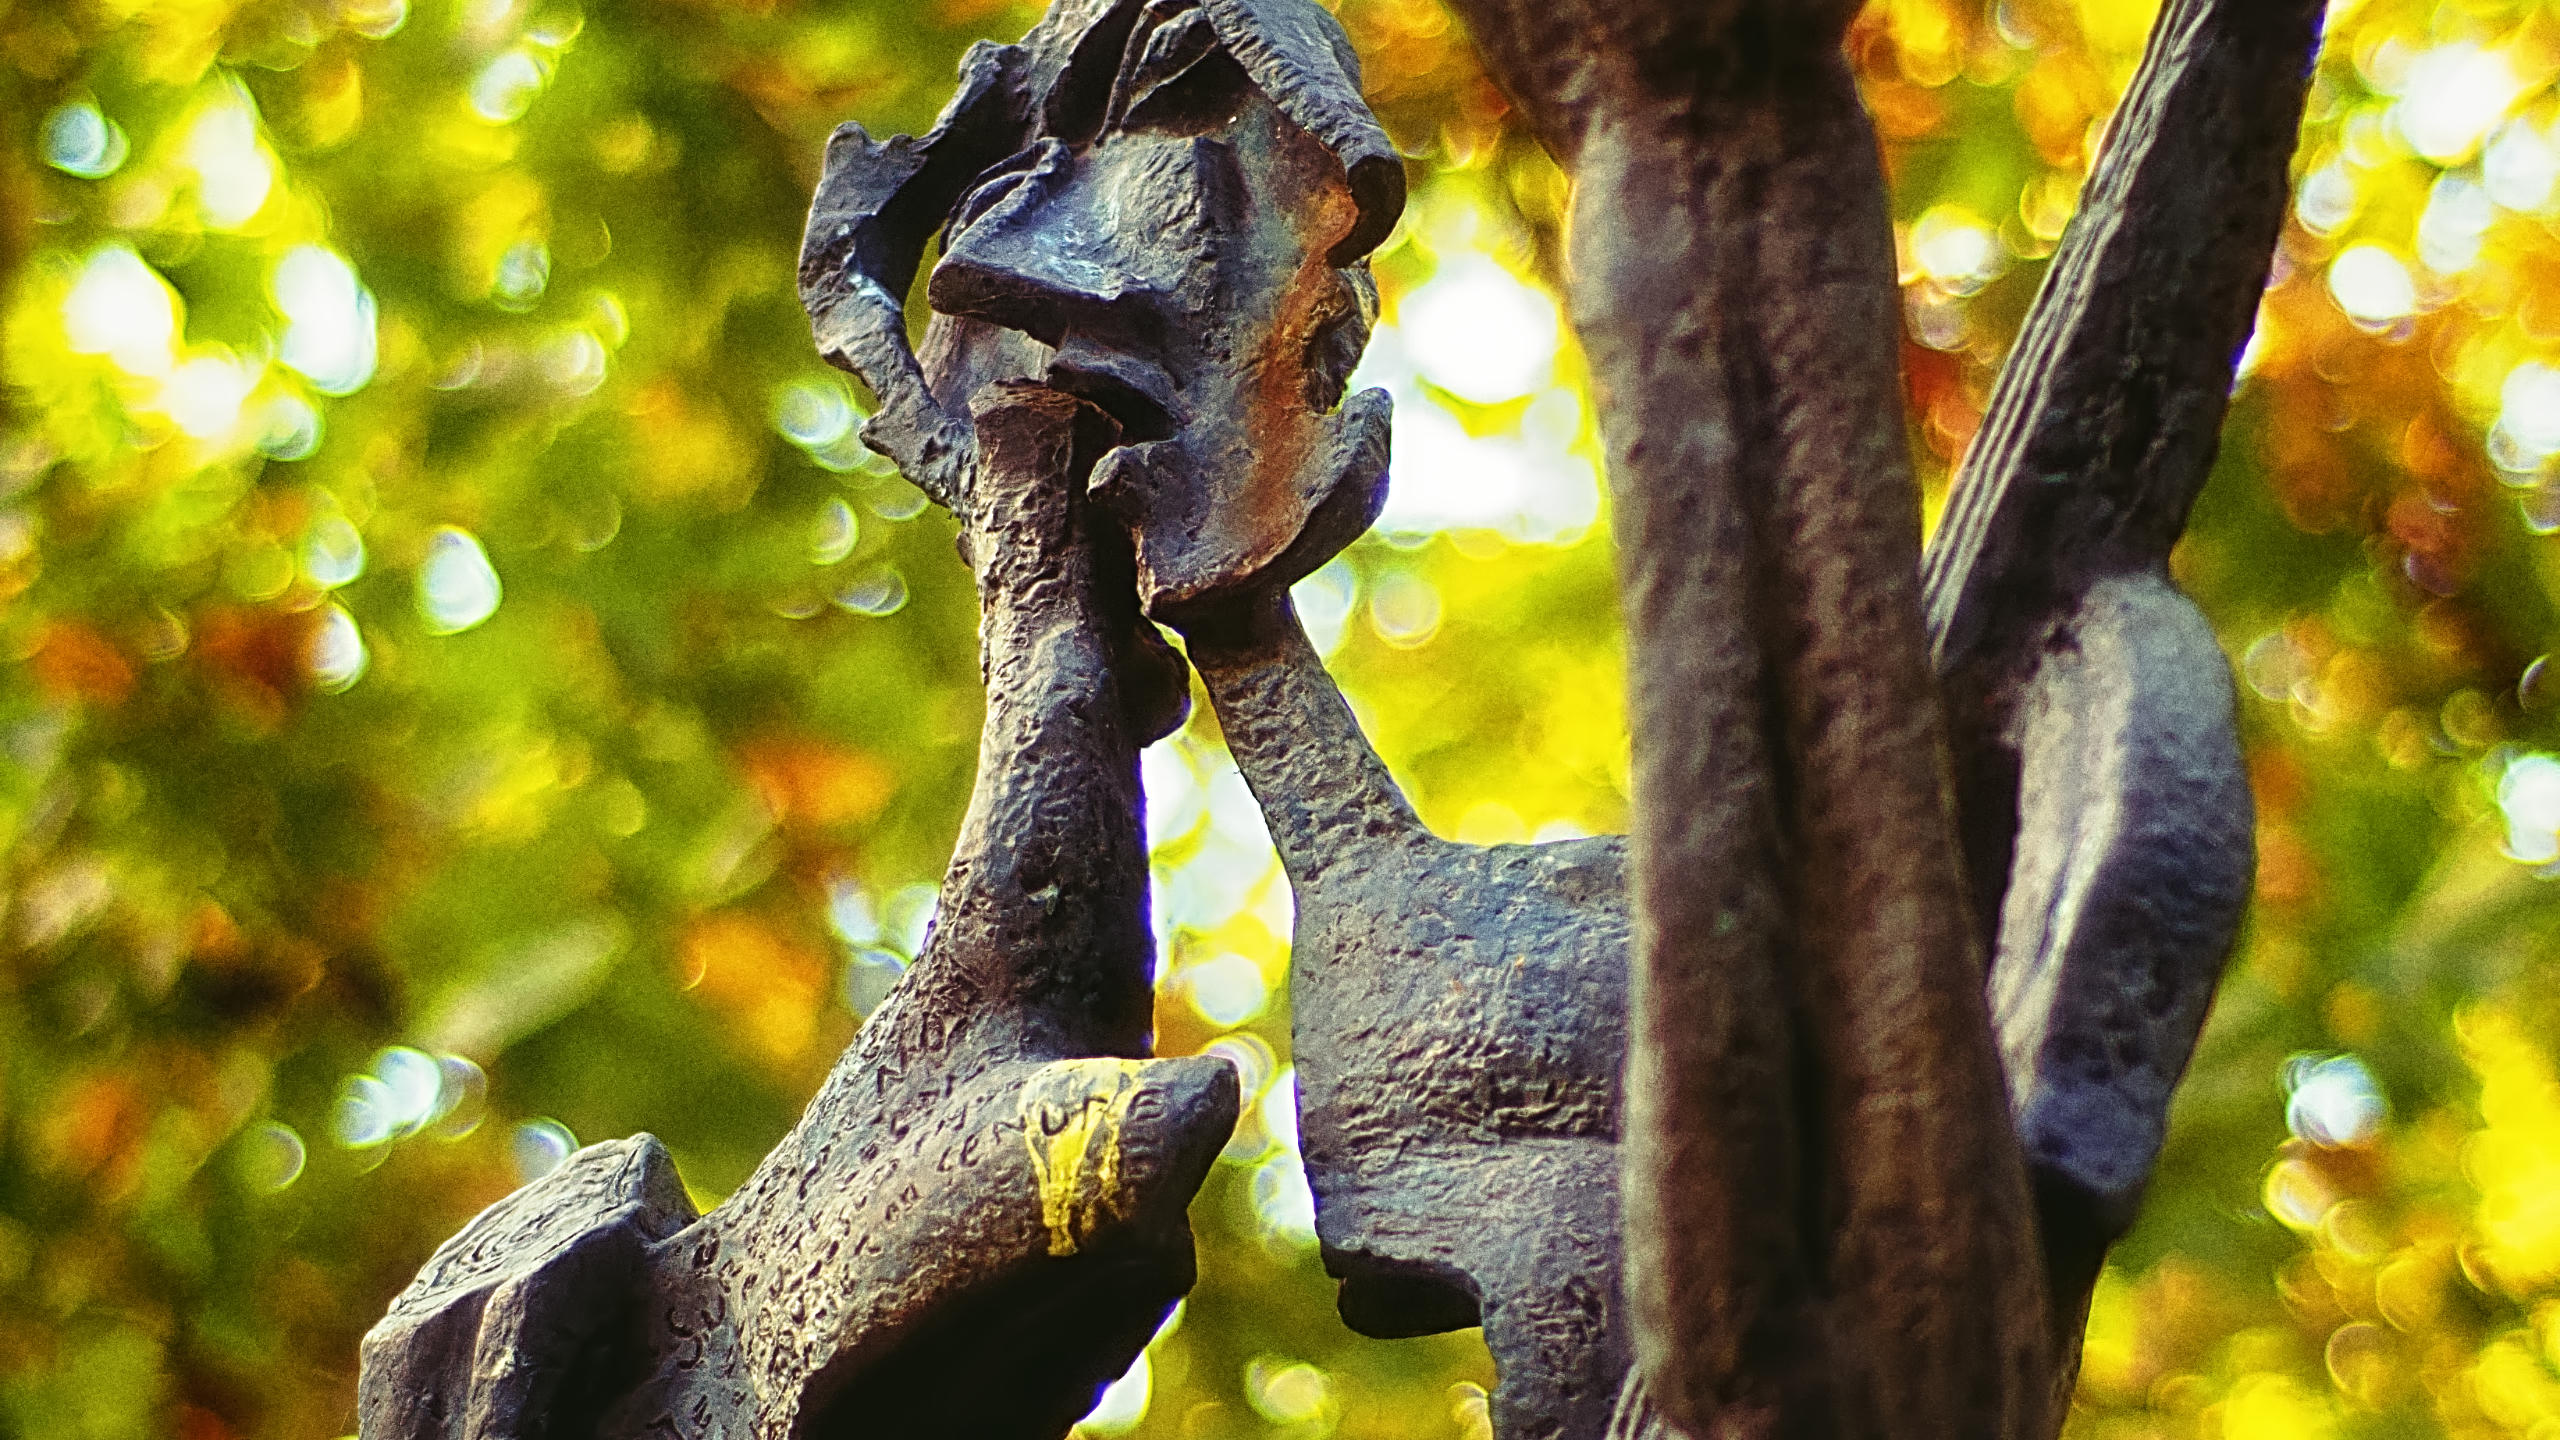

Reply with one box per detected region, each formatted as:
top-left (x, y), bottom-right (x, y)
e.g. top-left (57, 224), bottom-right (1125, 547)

top-left (358, 1134), bottom-right (698, 1440)
top-left (388, 1134), bottom-right (695, 1317)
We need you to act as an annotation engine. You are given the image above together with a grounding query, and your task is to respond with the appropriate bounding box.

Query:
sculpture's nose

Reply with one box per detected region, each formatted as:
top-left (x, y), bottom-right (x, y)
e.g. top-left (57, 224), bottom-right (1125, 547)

top-left (927, 143), bottom-right (1171, 353)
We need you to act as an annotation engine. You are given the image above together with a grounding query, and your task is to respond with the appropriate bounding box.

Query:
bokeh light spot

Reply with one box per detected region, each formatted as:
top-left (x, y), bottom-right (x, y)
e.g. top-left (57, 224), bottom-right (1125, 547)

top-left (2393, 42), bottom-right (2528, 166)
top-left (1244, 1357), bottom-right (1334, 1426)
top-left (2295, 161), bottom-right (2357, 235)
top-left (2327, 244), bottom-right (2416, 326)
top-left (2497, 751), bottom-right (2560, 864)
top-left (183, 85), bottom-right (274, 229)
top-left (41, 102), bottom-right (128, 179)
top-left (493, 242), bottom-right (551, 311)
top-left (828, 877), bottom-right (881, 946)
top-left (2417, 175), bottom-right (2493, 276)
top-left (1291, 557), bottom-right (1358, 656)
top-left (310, 605), bottom-right (369, 692)
top-left (1368, 570), bottom-right (1442, 647)
top-left (1398, 254), bottom-right (1558, 405)
top-left (418, 527), bottom-right (502, 634)
top-left (2486, 119), bottom-right (2559, 215)
top-left (1250, 1152), bottom-right (1317, 1251)
top-left (236, 1121), bottom-right (307, 1193)
top-left (331, 1074), bottom-right (398, 1147)
top-left (775, 378), bottom-right (870, 471)
top-left (303, 517), bottom-right (366, 589)
top-left (374, 1046), bottom-right (446, 1134)
top-left (471, 49), bottom-right (550, 123)
top-left (2285, 1053), bottom-right (2386, 1147)
top-left (812, 498), bottom-right (858, 565)
top-left (834, 567), bottom-right (908, 617)
top-left (427, 1055), bottom-right (489, 1139)
top-left (1182, 953), bottom-right (1267, 1028)
top-left (274, 247), bottom-right (378, 395)
top-left (510, 1119), bottom-right (577, 1182)
top-left (1911, 205), bottom-right (2004, 295)
top-left (2495, 364), bottom-right (2560, 469)
top-left (63, 245), bottom-right (178, 376)
top-left (1260, 1067), bottom-right (1299, 1157)
top-left (260, 395), bottom-right (323, 460)
top-left (543, 331), bottom-right (608, 394)
top-left (310, 604), bottom-right (369, 692)
top-left (159, 353), bottom-right (262, 440)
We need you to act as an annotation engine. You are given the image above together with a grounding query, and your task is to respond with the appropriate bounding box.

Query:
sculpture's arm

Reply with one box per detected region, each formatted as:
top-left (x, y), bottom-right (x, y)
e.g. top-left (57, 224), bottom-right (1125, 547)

top-left (614, 384), bottom-right (1231, 1437)
top-left (890, 383), bottom-right (1166, 1057)
top-left (1920, 0), bottom-right (2318, 1369)
top-left (1178, 589), bottom-right (1429, 889)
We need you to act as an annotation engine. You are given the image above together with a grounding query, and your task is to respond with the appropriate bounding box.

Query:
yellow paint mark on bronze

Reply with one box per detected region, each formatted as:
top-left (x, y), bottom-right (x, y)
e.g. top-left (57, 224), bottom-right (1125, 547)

top-left (1018, 1058), bottom-right (1149, 1256)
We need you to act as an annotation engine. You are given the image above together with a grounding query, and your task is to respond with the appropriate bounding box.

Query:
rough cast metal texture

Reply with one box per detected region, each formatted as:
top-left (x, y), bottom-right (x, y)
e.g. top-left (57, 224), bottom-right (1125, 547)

top-left (808, 3), bottom-right (1644, 1433)
top-left (1185, 595), bottom-right (1636, 1440)
top-left (359, 1137), bottom-right (699, 1437)
top-left (359, 382), bottom-right (1238, 1439)
top-left (362, 0), bottom-right (2314, 1434)
top-left (1427, 6), bottom-right (2051, 1433)
top-left (1921, 1), bottom-right (2322, 1344)
top-left (1398, 0), bottom-right (2314, 1436)
top-left (356, 2), bottom-right (1364, 1424)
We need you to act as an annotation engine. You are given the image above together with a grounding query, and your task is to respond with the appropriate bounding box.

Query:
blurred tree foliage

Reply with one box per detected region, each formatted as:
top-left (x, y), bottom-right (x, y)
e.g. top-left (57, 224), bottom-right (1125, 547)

top-left (6, 0), bottom-right (2560, 1435)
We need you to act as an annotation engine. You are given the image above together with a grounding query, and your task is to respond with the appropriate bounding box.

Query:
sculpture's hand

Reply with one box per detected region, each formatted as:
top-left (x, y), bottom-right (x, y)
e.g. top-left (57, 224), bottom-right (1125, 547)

top-left (1087, 384), bottom-right (1390, 625)
top-left (1981, 572), bottom-right (2253, 1324)
top-left (798, 41), bottom-right (1032, 512)
top-left (601, 1049), bottom-right (1235, 1440)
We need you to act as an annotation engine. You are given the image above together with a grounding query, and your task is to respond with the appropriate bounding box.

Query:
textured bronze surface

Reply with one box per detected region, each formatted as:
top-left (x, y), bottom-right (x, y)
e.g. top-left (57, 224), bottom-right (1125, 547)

top-left (360, 376), bottom-right (1237, 1440)
top-left (361, 0), bottom-right (2310, 1435)
top-left (1431, 0), bottom-right (2315, 1434)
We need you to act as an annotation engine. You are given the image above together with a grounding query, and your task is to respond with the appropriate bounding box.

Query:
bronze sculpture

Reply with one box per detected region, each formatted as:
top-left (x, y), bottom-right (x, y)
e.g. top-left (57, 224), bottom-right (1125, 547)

top-left (357, 0), bottom-right (2310, 1434)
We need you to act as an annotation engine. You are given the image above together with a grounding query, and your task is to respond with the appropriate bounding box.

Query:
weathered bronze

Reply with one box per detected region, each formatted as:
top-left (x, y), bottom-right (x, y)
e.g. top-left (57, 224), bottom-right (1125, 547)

top-left (360, 0), bottom-right (2311, 1435)
top-left (360, 6), bottom-right (1379, 1429)
top-left (1926, 0), bottom-right (2321, 1373)
top-left (1061, 4), bottom-right (2300, 1437)
top-left (360, 375), bottom-right (1238, 1438)
top-left (1187, 592), bottom-right (1637, 1440)
top-left (835, 5), bottom-right (1635, 1437)
top-left (1430, 0), bottom-right (2313, 1434)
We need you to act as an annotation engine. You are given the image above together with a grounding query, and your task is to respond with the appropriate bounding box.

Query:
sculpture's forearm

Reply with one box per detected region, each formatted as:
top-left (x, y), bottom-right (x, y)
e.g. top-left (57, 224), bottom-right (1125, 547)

top-left (1182, 593), bottom-right (1426, 888)
top-left (893, 384), bottom-right (1158, 1062)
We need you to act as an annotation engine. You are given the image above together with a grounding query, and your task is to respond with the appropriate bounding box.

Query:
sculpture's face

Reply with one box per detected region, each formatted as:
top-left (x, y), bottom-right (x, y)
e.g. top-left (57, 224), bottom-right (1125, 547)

top-left (926, 3), bottom-right (1388, 621)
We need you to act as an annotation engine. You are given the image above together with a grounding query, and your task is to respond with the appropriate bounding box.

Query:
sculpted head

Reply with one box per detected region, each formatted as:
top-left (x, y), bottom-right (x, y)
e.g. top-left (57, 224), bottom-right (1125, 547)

top-left (800, 0), bottom-right (1404, 621)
